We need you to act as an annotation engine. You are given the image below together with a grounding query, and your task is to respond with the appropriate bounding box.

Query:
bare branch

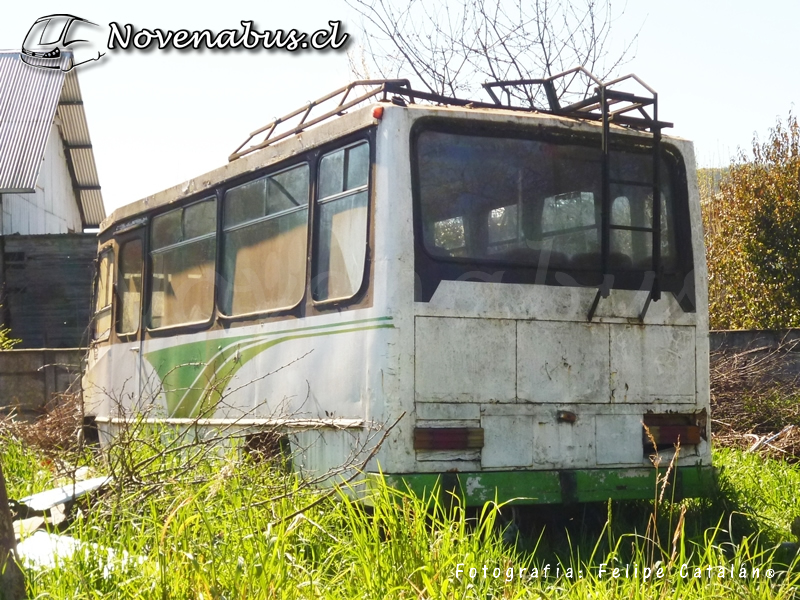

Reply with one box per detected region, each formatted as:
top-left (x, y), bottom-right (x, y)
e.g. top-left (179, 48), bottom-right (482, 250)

top-left (346, 0), bottom-right (638, 104)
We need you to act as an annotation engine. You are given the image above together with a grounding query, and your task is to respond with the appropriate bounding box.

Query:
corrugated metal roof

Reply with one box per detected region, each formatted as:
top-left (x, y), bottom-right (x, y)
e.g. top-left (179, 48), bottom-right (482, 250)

top-left (55, 70), bottom-right (105, 226)
top-left (0, 52), bottom-right (66, 192)
top-left (0, 51), bottom-right (106, 227)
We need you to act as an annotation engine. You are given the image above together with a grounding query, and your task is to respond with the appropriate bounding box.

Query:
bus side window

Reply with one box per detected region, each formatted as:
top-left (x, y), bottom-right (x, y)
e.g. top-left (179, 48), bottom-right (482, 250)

top-left (221, 164), bottom-right (309, 316)
top-left (312, 141), bottom-right (369, 302)
top-left (93, 249), bottom-right (114, 340)
top-left (149, 197), bottom-right (217, 329)
top-left (116, 239), bottom-right (143, 335)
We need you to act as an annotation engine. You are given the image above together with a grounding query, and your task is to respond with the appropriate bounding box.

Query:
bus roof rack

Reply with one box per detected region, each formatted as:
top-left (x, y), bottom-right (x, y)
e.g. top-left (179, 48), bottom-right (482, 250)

top-left (482, 66), bottom-right (670, 133)
top-left (228, 70), bottom-right (672, 162)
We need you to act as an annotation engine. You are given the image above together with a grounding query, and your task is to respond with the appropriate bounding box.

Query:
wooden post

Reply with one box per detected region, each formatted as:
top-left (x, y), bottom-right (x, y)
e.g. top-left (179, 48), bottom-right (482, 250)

top-left (0, 462), bottom-right (25, 599)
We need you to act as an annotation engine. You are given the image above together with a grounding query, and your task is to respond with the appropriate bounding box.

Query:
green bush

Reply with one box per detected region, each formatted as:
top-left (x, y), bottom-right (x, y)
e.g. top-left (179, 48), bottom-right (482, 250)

top-left (703, 114), bottom-right (800, 329)
top-left (0, 304), bottom-right (20, 350)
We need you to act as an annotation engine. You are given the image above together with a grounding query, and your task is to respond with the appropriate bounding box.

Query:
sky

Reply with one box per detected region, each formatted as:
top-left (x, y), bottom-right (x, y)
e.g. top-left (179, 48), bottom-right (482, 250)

top-left (2, 1), bottom-right (798, 216)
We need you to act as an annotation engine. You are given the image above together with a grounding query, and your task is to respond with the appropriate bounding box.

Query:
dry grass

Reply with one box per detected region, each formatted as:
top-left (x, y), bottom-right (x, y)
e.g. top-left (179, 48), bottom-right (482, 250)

top-left (0, 392), bottom-right (84, 458)
top-left (711, 336), bottom-right (800, 460)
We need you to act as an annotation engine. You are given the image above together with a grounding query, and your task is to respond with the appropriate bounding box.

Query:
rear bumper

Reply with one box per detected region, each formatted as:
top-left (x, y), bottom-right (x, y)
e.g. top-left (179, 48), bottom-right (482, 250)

top-left (367, 464), bottom-right (715, 505)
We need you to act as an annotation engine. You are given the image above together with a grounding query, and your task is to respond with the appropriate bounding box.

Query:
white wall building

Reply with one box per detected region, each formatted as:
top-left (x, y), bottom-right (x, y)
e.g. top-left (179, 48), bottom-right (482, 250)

top-left (0, 50), bottom-right (105, 233)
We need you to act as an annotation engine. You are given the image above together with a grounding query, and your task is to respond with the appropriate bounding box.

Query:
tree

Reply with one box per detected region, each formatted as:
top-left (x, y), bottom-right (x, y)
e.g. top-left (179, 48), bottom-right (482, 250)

top-left (702, 114), bottom-right (800, 330)
top-left (346, 0), bottom-right (637, 106)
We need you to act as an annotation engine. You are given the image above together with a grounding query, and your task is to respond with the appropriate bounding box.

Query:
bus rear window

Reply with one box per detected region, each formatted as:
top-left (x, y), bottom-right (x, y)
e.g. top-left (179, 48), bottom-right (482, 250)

top-left (415, 127), bottom-right (690, 295)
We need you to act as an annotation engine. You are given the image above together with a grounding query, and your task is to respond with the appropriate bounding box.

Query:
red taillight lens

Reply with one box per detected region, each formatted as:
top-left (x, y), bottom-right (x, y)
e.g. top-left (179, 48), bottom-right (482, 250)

top-left (372, 106), bottom-right (384, 119)
top-left (646, 425), bottom-right (702, 446)
top-left (643, 411), bottom-right (706, 452)
top-left (413, 427), bottom-right (484, 450)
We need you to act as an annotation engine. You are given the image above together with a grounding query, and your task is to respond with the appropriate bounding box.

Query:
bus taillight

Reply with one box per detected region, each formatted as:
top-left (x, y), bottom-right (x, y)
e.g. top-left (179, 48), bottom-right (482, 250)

top-left (413, 427), bottom-right (484, 451)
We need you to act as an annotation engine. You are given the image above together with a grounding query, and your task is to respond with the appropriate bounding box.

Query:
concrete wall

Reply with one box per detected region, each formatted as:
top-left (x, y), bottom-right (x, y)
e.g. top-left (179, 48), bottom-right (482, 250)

top-left (1, 121), bottom-right (82, 235)
top-left (711, 329), bottom-right (800, 354)
top-left (710, 329), bottom-right (800, 380)
top-left (0, 348), bottom-right (84, 419)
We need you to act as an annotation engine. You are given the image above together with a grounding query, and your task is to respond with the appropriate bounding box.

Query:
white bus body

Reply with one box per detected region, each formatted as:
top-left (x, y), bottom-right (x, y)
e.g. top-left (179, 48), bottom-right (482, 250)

top-left (84, 86), bottom-right (712, 505)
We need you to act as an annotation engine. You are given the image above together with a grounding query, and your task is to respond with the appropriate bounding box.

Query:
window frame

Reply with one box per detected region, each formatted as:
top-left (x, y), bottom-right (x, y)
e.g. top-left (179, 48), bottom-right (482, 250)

top-left (218, 160), bottom-right (312, 320)
top-left (410, 117), bottom-right (694, 308)
top-left (310, 138), bottom-right (373, 307)
top-left (92, 245), bottom-right (115, 343)
top-left (113, 232), bottom-right (146, 340)
top-left (102, 127), bottom-right (375, 340)
top-left (146, 195), bottom-right (220, 334)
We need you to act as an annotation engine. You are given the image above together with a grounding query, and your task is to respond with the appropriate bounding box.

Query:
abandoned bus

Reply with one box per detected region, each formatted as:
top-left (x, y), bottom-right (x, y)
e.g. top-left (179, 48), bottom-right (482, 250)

top-left (83, 72), bottom-right (712, 505)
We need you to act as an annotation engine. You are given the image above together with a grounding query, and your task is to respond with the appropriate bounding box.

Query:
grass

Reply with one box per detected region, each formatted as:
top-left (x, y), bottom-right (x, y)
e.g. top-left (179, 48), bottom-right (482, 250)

top-left (1, 434), bottom-right (74, 500)
top-left (713, 447), bottom-right (800, 541)
top-left (4, 428), bottom-right (800, 599)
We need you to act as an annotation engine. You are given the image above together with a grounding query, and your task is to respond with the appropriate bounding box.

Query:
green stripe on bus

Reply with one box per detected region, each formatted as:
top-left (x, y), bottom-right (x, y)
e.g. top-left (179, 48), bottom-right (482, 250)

top-left (143, 317), bottom-right (394, 418)
top-left (366, 465), bottom-right (715, 506)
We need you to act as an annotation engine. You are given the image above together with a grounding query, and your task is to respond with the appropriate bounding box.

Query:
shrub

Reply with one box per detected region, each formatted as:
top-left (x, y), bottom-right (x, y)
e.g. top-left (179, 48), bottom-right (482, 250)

top-left (703, 114), bottom-right (800, 329)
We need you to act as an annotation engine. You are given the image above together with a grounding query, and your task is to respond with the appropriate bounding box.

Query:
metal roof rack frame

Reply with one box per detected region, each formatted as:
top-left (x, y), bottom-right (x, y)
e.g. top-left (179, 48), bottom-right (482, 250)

top-left (228, 78), bottom-right (521, 162)
top-left (482, 66), bottom-right (671, 131)
top-left (229, 69), bottom-right (671, 163)
top-left (230, 68), bottom-right (671, 319)
top-left (230, 79), bottom-right (410, 162)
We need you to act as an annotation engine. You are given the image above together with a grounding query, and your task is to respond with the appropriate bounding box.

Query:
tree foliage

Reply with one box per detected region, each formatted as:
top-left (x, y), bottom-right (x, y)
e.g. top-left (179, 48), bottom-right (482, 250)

top-left (702, 114), bottom-right (800, 330)
top-left (346, 0), bottom-right (637, 106)
top-left (0, 306), bottom-right (20, 350)
top-left (0, 327), bottom-right (20, 350)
